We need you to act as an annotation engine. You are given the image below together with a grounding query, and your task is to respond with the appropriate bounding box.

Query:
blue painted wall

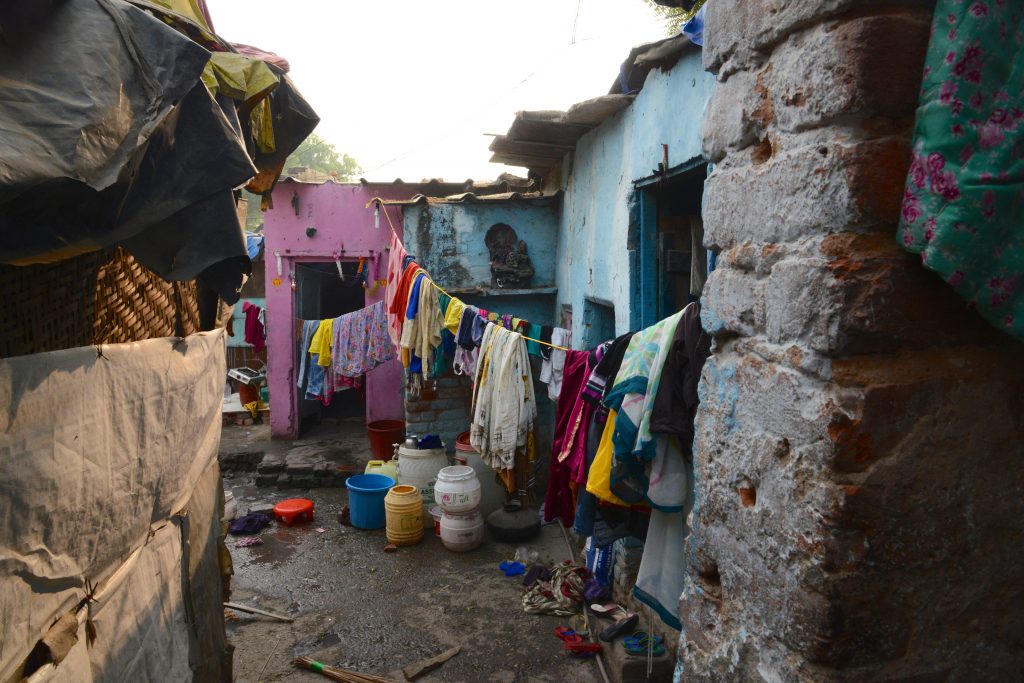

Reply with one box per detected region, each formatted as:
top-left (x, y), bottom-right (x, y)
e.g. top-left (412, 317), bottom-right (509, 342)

top-left (402, 201), bottom-right (561, 325)
top-left (555, 49), bottom-right (714, 342)
top-left (227, 296), bottom-right (267, 347)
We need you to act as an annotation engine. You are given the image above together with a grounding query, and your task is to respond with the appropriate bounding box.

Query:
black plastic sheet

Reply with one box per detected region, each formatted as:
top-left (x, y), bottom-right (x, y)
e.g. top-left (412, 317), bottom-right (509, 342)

top-left (0, 0), bottom-right (261, 302)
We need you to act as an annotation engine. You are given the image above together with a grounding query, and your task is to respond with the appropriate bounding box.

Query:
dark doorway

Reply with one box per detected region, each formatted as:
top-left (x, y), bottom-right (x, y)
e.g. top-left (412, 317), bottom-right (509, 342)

top-left (295, 261), bottom-right (366, 432)
top-left (632, 161), bottom-right (708, 328)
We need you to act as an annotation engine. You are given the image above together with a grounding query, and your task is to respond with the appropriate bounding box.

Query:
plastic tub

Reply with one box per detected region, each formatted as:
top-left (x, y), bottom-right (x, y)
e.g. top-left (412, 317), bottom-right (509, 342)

top-left (345, 473), bottom-right (396, 529)
top-left (434, 465), bottom-right (482, 513)
top-left (366, 420), bottom-right (406, 460)
top-left (440, 509), bottom-right (484, 552)
top-left (397, 445), bottom-right (448, 527)
top-left (429, 505), bottom-right (443, 537)
top-left (384, 485), bottom-right (424, 546)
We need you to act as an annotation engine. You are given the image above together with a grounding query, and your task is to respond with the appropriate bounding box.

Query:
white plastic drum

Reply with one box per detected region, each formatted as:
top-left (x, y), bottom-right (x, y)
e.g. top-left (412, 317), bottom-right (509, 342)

top-left (434, 465), bottom-right (482, 513)
top-left (397, 445), bottom-right (448, 527)
top-left (440, 509), bottom-right (484, 552)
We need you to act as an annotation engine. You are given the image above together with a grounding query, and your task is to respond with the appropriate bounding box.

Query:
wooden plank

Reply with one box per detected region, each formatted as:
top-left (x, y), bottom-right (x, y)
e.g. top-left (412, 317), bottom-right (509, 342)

top-left (224, 602), bottom-right (294, 623)
top-left (401, 646), bottom-right (461, 681)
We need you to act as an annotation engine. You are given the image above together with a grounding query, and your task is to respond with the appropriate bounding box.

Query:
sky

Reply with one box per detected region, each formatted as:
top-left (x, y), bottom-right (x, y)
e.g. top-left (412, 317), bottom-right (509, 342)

top-left (211, 1), bottom-right (668, 181)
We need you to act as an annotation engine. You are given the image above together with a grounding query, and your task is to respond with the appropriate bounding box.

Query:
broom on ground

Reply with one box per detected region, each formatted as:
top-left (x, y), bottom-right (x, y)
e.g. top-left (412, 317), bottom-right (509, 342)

top-left (292, 656), bottom-right (400, 683)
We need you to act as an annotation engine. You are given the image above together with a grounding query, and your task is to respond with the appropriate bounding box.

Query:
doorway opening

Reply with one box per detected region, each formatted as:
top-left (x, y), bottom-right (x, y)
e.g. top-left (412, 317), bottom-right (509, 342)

top-left (632, 161), bottom-right (708, 329)
top-left (295, 261), bottom-right (366, 433)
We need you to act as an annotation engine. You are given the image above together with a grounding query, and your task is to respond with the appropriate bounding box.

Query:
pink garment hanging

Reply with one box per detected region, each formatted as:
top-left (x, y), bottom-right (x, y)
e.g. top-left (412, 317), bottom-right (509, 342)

top-left (383, 231), bottom-right (408, 347)
top-left (241, 301), bottom-right (266, 353)
top-left (543, 350), bottom-right (590, 527)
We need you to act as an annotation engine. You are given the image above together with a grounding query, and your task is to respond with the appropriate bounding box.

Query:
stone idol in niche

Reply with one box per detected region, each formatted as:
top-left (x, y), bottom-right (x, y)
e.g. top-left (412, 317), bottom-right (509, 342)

top-left (485, 223), bottom-right (534, 289)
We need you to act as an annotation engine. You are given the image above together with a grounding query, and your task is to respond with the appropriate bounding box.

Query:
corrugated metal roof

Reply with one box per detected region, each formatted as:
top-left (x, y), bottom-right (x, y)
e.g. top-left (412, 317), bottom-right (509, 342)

top-left (279, 173), bottom-right (537, 196)
top-left (489, 34), bottom-right (696, 174)
top-left (488, 95), bottom-right (634, 171)
top-left (382, 190), bottom-right (560, 206)
top-left (610, 33), bottom-right (694, 95)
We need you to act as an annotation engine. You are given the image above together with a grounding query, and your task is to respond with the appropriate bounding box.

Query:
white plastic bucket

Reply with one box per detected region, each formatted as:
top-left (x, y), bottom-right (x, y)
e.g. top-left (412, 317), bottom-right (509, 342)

top-left (397, 445), bottom-right (448, 528)
top-left (440, 508), bottom-right (484, 552)
top-left (434, 465), bottom-right (482, 513)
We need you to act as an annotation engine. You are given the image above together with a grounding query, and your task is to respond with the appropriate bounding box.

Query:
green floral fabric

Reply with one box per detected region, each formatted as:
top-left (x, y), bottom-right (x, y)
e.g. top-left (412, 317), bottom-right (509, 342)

top-left (899, 1), bottom-right (1024, 338)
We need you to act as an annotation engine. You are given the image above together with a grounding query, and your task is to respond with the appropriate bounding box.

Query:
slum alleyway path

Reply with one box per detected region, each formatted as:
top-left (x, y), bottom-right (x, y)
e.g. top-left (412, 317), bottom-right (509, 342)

top-left (220, 419), bottom-right (601, 683)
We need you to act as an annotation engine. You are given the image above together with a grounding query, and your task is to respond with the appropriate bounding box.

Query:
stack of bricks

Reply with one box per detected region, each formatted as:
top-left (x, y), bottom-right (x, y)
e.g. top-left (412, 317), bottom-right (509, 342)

top-left (684, 1), bottom-right (1024, 680)
top-left (404, 374), bottom-right (474, 450)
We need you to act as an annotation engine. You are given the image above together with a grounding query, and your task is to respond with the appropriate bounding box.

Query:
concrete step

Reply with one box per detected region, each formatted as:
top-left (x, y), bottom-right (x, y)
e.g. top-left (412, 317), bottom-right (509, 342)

top-left (601, 633), bottom-right (674, 683)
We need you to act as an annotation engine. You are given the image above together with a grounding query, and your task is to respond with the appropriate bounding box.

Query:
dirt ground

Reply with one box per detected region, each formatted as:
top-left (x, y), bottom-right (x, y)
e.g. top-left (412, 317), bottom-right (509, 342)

top-left (221, 421), bottom-right (603, 683)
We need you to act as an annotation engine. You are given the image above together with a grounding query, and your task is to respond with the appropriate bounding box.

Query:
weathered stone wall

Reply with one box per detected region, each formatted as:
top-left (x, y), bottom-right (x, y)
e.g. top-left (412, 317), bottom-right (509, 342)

top-left (685, 2), bottom-right (1024, 680)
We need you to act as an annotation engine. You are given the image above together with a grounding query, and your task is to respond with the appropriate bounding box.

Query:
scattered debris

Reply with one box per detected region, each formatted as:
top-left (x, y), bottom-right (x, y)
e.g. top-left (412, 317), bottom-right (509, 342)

top-left (293, 655), bottom-right (400, 682)
top-left (316, 527), bottom-right (327, 534)
top-left (401, 646), bottom-right (461, 681)
top-left (223, 602), bottom-right (294, 623)
top-left (235, 536), bottom-right (264, 548)
top-left (383, 543), bottom-right (398, 553)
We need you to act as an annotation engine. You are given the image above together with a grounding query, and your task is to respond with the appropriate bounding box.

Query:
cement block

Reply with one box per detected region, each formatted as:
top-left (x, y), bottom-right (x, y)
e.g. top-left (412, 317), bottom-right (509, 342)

top-left (255, 474), bottom-right (279, 487)
top-left (704, 0), bottom-right (931, 75)
top-left (704, 13), bottom-right (930, 161)
top-left (256, 453), bottom-right (286, 474)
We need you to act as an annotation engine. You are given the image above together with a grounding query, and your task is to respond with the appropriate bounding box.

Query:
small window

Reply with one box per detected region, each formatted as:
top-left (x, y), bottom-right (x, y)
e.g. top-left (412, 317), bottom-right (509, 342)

top-left (582, 297), bottom-right (615, 348)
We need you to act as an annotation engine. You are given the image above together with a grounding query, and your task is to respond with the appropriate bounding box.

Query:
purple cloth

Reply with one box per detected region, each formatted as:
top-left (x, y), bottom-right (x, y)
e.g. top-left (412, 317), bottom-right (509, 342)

top-left (229, 512), bottom-right (272, 535)
top-left (543, 350), bottom-right (591, 527)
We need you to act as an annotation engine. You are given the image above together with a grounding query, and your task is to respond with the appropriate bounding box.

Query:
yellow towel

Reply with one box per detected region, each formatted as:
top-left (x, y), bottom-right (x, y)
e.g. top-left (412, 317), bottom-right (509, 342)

top-left (585, 409), bottom-right (630, 507)
top-left (444, 297), bottom-right (466, 334)
top-left (309, 318), bottom-right (334, 367)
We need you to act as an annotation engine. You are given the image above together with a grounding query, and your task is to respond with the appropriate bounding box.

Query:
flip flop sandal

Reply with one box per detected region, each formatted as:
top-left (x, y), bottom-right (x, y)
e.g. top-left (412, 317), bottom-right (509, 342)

top-left (590, 602), bottom-right (624, 619)
top-left (569, 614), bottom-right (590, 638)
top-left (564, 641), bottom-right (603, 657)
top-left (623, 632), bottom-right (665, 657)
top-left (599, 612), bottom-right (639, 641)
top-left (555, 627), bottom-right (582, 644)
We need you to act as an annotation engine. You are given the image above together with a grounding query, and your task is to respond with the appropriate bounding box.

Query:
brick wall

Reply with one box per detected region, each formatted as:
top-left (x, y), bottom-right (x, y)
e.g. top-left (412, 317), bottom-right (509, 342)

top-left (686, 1), bottom-right (1024, 680)
top-left (404, 360), bottom-right (555, 503)
top-left (405, 374), bottom-right (475, 449)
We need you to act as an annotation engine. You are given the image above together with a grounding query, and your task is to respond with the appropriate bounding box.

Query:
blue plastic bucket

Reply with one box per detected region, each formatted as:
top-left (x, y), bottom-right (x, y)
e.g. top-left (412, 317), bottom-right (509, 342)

top-left (346, 473), bottom-right (396, 529)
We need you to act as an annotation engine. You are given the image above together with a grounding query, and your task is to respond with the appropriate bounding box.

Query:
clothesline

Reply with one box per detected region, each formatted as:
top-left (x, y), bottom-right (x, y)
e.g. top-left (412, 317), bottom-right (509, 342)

top-left (367, 196), bottom-right (573, 353)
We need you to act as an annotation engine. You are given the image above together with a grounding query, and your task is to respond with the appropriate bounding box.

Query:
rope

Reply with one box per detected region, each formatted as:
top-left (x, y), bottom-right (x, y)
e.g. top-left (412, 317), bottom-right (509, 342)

top-left (421, 277), bottom-right (571, 352)
top-left (365, 198), bottom-right (573, 353)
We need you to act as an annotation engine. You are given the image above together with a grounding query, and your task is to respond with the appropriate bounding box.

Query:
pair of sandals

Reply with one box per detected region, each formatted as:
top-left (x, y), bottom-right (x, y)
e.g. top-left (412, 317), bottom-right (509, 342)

top-left (554, 627), bottom-right (603, 658)
top-left (590, 602), bottom-right (639, 642)
top-left (591, 603), bottom-right (666, 656)
top-left (623, 631), bottom-right (665, 657)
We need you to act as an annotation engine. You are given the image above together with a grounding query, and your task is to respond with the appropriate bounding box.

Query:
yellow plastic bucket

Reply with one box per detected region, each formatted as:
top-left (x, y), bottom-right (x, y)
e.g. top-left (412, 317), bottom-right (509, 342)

top-left (384, 485), bottom-right (424, 546)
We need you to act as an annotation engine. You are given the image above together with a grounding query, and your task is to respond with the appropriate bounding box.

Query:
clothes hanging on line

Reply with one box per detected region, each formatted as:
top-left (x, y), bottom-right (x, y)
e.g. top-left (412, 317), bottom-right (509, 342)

top-left (400, 271), bottom-right (443, 379)
top-left (540, 327), bottom-right (572, 400)
top-left (331, 301), bottom-right (394, 379)
top-left (241, 301), bottom-right (266, 352)
top-left (383, 231), bottom-right (409, 347)
top-left (470, 322), bottom-right (537, 493)
top-left (308, 317), bottom-right (334, 367)
top-left (296, 319), bottom-right (318, 389)
top-left (604, 310), bottom-right (684, 506)
top-left (543, 349), bottom-right (591, 527)
top-left (649, 302), bottom-right (711, 445)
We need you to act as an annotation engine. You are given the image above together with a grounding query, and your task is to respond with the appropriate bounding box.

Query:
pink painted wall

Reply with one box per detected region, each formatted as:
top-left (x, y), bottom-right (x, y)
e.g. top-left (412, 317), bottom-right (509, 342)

top-left (263, 181), bottom-right (412, 438)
